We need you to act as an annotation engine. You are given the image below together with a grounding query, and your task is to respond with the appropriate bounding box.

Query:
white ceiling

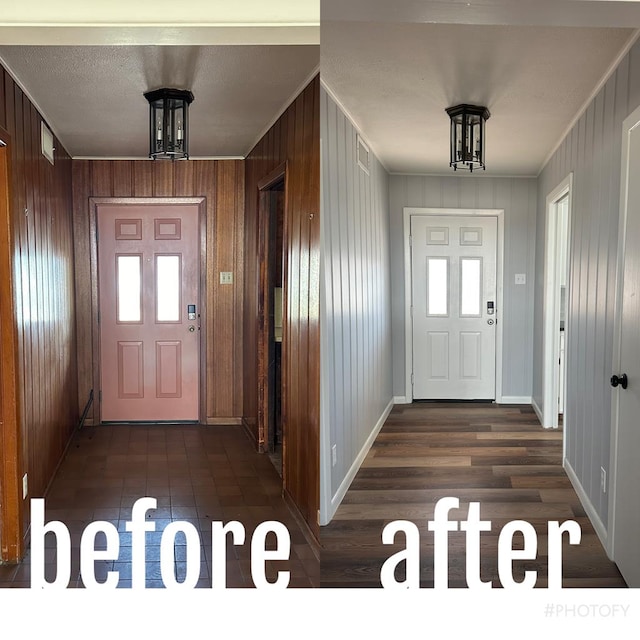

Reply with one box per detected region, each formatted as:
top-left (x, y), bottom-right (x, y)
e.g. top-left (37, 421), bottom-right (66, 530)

top-left (0, 1), bottom-right (320, 159)
top-left (321, 1), bottom-right (640, 176)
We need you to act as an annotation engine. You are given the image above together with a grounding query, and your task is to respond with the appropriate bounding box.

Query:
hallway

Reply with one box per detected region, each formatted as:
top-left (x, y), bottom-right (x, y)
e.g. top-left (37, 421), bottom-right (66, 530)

top-left (0, 423), bottom-right (319, 588)
top-left (320, 403), bottom-right (626, 588)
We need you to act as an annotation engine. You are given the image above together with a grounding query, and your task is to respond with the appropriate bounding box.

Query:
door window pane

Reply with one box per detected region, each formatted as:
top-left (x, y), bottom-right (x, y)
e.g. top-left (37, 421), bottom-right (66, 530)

top-left (117, 255), bottom-right (142, 322)
top-left (156, 255), bottom-right (181, 322)
top-left (427, 258), bottom-right (448, 316)
top-left (460, 258), bottom-right (482, 317)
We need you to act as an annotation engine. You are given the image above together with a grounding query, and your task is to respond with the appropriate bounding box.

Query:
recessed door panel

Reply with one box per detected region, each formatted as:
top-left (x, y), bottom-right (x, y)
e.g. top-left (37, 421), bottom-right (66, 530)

top-left (98, 203), bottom-right (200, 422)
top-left (460, 332), bottom-right (482, 379)
top-left (427, 332), bottom-right (449, 379)
top-left (156, 341), bottom-right (182, 398)
top-left (117, 341), bottom-right (144, 398)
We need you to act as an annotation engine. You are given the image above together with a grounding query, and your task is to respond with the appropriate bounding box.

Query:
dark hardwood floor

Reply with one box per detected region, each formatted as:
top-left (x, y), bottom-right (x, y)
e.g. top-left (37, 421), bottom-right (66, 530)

top-left (320, 402), bottom-right (627, 588)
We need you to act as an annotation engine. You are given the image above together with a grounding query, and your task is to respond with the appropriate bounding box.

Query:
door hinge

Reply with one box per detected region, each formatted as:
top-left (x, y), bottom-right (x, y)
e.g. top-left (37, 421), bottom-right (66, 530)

top-left (99, 390), bottom-right (102, 402)
top-left (411, 373), bottom-right (414, 386)
top-left (410, 306), bottom-right (413, 317)
top-left (409, 235), bottom-right (412, 247)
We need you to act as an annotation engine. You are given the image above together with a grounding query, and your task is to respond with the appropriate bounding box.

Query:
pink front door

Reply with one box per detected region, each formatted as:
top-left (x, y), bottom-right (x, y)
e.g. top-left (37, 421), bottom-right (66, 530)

top-left (97, 203), bottom-right (200, 422)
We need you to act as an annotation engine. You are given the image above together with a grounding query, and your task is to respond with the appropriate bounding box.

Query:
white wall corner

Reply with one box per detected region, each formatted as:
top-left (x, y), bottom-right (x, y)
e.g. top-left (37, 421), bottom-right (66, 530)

top-left (531, 397), bottom-right (544, 426)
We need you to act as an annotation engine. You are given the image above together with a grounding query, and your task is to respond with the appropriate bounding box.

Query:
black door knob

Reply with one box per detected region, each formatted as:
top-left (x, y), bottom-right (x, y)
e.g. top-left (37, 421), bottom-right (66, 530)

top-left (611, 374), bottom-right (628, 389)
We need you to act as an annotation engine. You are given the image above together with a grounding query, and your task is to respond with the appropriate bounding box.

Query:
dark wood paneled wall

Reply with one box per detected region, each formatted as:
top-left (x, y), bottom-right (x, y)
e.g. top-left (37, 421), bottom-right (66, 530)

top-left (244, 76), bottom-right (320, 537)
top-left (0, 67), bottom-right (78, 555)
top-left (71, 160), bottom-right (245, 423)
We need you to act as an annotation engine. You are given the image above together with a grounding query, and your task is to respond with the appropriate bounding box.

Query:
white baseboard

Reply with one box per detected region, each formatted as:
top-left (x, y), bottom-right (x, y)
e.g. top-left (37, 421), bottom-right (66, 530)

top-left (499, 396), bottom-right (532, 405)
top-left (393, 395), bottom-right (410, 404)
top-left (323, 398), bottom-right (394, 525)
top-left (563, 457), bottom-right (610, 556)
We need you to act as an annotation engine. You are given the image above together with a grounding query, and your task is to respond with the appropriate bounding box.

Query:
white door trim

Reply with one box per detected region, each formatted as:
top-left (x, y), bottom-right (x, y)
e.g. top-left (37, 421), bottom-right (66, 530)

top-left (403, 207), bottom-right (505, 403)
top-left (542, 174), bottom-right (573, 430)
top-left (608, 104), bottom-right (640, 561)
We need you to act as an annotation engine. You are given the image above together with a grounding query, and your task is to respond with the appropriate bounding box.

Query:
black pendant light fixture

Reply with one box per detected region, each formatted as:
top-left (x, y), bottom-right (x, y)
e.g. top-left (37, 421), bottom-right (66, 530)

top-left (445, 103), bottom-right (490, 172)
top-left (144, 88), bottom-right (194, 160)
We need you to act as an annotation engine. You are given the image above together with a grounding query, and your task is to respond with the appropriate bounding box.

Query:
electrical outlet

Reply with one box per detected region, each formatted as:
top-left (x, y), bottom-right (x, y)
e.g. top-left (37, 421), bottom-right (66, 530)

top-left (219, 271), bottom-right (233, 285)
top-left (515, 273), bottom-right (526, 285)
top-left (22, 473), bottom-right (28, 500)
top-left (601, 467), bottom-right (607, 494)
top-left (331, 444), bottom-right (337, 467)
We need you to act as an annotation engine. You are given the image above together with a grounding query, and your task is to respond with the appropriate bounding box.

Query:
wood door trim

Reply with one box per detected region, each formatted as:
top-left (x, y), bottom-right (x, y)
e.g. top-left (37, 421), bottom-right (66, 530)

top-left (0, 126), bottom-right (24, 562)
top-left (257, 163), bottom-right (288, 453)
top-left (258, 161), bottom-right (287, 192)
top-left (89, 197), bottom-right (207, 424)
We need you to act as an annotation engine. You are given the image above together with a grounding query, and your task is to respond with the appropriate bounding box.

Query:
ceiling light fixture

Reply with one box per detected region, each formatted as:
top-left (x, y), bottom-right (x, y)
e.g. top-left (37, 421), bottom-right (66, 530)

top-left (445, 104), bottom-right (490, 172)
top-left (144, 88), bottom-right (194, 160)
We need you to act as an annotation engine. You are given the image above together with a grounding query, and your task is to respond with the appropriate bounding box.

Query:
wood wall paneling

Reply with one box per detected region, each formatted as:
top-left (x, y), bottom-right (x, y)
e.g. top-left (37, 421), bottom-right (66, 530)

top-left (320, 88), bottom-right (393, 523)
top-left (72, 159), bottom-right (245, 425)
top-left (244, 76), bottom-right (320, 538)
top-left (534, 38), bottom-right (640, 528)
top-left (0, 66), bottom-right (78, 558)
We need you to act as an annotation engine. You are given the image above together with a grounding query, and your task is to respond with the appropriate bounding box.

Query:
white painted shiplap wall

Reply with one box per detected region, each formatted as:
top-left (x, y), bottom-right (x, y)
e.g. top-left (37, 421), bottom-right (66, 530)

top-left (389, 175), bottom-right (538, 401)
top-left (535, 37), bottom-right (640, 535)
top-left (320, 86), bottom-right (393, 525)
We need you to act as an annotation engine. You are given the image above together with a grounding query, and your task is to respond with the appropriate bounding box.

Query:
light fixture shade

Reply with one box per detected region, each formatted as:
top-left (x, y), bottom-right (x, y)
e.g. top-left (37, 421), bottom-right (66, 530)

top-left (144, 88), bottom-right (194, 160)
top-left (445, 104), bottom-right (490, 172)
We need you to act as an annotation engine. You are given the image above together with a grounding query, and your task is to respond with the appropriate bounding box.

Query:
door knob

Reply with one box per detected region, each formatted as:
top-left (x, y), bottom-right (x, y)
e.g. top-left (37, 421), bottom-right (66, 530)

top-left (610, 373), bottom-right (628, 389)
top-left (188, 325), bottom-right (196, 333)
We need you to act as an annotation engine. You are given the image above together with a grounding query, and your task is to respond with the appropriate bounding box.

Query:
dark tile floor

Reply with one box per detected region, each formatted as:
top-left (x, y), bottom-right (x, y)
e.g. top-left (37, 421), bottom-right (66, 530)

top-left (0, 424), bottom-right (319, 588)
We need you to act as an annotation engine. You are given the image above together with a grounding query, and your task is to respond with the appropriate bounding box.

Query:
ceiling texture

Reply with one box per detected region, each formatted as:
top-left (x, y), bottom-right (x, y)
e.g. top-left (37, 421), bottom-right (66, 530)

top-left (0, 1), bottom-right (320, 159)
top-left (4, 1), bottom-right (640, 172)
top-left (321, 0), bottom-right (640, 176)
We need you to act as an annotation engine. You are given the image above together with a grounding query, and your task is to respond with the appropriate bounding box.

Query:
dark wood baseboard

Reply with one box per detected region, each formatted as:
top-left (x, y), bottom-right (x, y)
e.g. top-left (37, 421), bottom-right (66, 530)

top-left (283, 488), bottom-right (320, 563)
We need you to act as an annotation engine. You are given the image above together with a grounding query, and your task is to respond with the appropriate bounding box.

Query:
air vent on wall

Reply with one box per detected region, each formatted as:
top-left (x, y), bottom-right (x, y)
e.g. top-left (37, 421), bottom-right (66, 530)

top-left (356, 133), bottom-right (370, 175)
top-left (41, 122), bottom-right (54, 165)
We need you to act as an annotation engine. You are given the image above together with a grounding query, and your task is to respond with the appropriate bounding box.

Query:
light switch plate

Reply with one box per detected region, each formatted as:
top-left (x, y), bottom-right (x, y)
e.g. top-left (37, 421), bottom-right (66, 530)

top-left (515, 273), bottom-right (526, 285)
top-left (220, 271), bottom-right (233, 285)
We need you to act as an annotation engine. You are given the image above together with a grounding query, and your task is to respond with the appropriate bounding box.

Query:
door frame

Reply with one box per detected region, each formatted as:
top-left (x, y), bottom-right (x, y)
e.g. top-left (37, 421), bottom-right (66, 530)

top-left (403, 207), bottom-right (505, 403)
top-left (541, 174), bottom-right (573, 430)
top-left (90, 197), bottom-right (207, 424)
top-left (256, 162), bottom-right (288, 454)
top-left (0, 127), bottom-right (23, 562)
top-left (608, 104), bottom-right (640, 561)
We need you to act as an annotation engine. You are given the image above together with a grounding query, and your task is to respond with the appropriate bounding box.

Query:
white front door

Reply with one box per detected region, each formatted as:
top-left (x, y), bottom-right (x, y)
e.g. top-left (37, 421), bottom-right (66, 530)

top-left (611, 107), bottom-right (640, 587)
top-left (411, 215), bottom-right (497, 400)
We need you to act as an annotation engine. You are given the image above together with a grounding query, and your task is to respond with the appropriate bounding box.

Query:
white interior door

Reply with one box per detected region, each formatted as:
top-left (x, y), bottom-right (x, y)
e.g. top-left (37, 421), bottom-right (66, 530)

top-left (611, 109), bottom-right (640, 587)
top-left (411, 215), bottom-right (497, 400)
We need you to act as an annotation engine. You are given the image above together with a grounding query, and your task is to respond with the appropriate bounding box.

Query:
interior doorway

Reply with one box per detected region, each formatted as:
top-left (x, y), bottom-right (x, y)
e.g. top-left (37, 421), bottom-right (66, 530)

top-left (542, 176), bottom-right (572, 429)
top-left (257, 165), bottom-right (286, 477)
